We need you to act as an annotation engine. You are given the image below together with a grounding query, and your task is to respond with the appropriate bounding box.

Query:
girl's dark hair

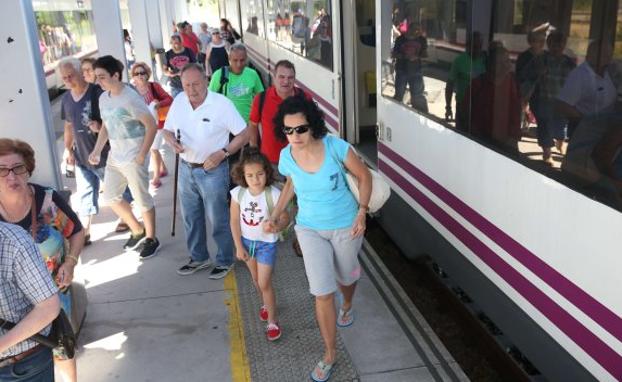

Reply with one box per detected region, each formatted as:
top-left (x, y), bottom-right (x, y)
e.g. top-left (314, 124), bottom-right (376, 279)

top-left (273, 96), bottom-right (328, 142)
top-left (230, 147), bottom-right (275, 188)
top-left (93, 55), bottom-right (124, 80)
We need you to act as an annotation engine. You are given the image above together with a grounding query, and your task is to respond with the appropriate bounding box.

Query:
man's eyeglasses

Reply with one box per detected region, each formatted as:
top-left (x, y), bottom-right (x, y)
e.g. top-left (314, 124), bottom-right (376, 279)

top-left (282, 125), bottom-right (310, 135)
top-left (0, 164), bottom-right (28, 177)
top-left (133, 71), bottom-right (147, 77)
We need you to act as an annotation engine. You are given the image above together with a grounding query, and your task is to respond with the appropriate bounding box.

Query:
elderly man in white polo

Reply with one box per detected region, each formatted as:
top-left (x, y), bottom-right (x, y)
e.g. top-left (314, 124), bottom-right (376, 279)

top-left (163, 63), bottom-right (248, 278)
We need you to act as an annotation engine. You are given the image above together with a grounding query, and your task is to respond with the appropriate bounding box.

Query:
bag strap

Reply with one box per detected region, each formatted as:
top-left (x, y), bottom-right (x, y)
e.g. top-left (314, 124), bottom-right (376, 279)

top-left (237, 187), bottom-right (246, 206)
top-left (0, 318), bottom-right (57, 348)
top-left (30, 191), bottom-right (37, 240)
top-left (327, 136), bottom-right (346, 176)
top-left (265, 186), bottom-right (274, 216)
top-left (258, 90), bottom-right (267, 122)
top-left (218, 66), bottom-right (229, 95)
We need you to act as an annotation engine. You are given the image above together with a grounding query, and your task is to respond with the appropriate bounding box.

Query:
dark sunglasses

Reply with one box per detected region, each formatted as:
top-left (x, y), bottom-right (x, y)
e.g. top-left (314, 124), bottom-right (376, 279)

top-left (282, 124), bottom-right (310, 135)
top-left (0, 164), bottom-right (28, 177)
top-left (133, 71), bottom-right (147, 77)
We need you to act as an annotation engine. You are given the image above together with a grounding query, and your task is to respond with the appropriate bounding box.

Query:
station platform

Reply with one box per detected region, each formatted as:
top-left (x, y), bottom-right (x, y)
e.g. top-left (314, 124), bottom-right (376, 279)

top-left (49, 99), bottom-right (468, 382)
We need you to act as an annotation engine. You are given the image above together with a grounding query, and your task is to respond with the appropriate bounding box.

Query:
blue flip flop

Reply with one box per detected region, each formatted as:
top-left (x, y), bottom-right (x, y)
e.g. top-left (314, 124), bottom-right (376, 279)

top-left (310, 360), bottom-right (335, 382)
top-left (336, 308), bottom-right (354, 327)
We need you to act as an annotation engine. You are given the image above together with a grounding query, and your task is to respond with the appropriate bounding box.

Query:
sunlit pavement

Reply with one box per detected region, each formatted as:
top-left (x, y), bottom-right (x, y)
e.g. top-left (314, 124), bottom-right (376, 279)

top-left (53, 110), bottom-right (233, 381)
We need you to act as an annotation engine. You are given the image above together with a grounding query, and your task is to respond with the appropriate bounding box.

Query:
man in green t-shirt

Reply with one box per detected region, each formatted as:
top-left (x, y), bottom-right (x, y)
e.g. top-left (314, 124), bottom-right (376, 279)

top-left (445, 31), bottom-right (486, 133)
top-left (208, 43), bottom-right (264, 122)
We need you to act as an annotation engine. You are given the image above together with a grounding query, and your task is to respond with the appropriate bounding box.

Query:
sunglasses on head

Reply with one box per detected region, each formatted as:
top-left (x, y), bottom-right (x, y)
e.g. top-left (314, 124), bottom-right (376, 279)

top-left (0, 164), bottom-right (28, 177)
top-left (133, 71), bottom-right (147, 77)
top-left (282, 124), bottom-right (310, 135)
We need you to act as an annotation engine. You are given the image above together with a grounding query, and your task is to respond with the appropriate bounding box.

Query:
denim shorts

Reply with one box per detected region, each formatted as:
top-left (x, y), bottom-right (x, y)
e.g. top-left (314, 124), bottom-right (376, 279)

top-left (242, 237), bottom-right (277, 267)
top-left (294, 225), bottom-right (363, 296)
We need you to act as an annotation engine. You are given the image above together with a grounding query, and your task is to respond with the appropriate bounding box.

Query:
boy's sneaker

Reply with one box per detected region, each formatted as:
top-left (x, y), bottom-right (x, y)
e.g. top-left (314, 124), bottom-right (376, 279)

top-left (139, 238), bottom-right (160, 260)
top-left (123, 230), bottom-right (146, 250)
top-left (177, 258), bottom-right (214, 276)
top-left (266, 322), bottom-right (281, 341)
top-left (259, 305), bottom-right (268, 322)
top-left (208, 264), bottom-right (233, 280)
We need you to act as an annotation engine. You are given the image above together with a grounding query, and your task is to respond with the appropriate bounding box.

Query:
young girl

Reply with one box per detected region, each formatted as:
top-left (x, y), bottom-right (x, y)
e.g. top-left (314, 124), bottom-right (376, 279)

top-left (230, 148), bottom-right (289, 341)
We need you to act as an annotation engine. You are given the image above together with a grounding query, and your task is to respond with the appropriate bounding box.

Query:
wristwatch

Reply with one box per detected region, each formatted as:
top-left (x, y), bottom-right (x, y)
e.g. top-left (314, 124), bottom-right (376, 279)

top-left (222, 148), bottom-right (230, 158)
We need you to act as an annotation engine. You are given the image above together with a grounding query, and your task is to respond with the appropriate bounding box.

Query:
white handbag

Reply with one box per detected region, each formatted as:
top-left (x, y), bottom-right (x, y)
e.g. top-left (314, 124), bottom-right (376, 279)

top-left (328, 137), bottom-right (390, 213)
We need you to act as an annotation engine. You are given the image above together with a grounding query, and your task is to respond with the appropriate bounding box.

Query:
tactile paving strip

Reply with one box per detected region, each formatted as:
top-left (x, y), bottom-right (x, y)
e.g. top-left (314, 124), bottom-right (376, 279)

top-left (234, 238), bottom-right (360, 381)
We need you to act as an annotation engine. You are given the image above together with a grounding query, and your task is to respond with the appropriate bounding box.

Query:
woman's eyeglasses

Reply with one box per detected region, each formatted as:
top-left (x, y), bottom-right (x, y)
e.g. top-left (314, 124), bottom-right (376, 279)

top-left (0, 164), bottom-right (28, 177)
top-left (282, 125), bottom-right (310, 135)
top-left (133, 71), bottom-right (147, 77)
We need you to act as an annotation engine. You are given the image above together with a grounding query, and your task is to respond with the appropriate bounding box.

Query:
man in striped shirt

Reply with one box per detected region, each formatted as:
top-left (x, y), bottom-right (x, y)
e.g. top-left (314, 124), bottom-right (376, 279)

top-left (0, 222), bottom-right (60, 381)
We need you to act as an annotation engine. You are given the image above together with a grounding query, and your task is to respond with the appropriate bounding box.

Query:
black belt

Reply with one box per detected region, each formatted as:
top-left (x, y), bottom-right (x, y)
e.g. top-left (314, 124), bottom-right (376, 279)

top-left (182, 160), bottom-right (204, 168)
top-left (0, 344), bottom-right (44, 368)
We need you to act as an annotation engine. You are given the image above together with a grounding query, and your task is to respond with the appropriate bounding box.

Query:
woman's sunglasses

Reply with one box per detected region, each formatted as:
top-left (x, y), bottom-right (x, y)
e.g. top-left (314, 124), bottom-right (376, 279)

top-left (132, 71), bottom-right (147, 77)
top-left (0, 164), bottom-right (28, 177)
top-left (282, 125), bottom-right (310, 135)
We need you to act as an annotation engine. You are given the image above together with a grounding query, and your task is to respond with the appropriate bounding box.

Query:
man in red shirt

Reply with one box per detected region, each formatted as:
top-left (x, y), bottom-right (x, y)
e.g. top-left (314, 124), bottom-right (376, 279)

top-left (179, 21), bottom-right (201, 57)
top-left (248, 60), bottom-right (311, 165)
top-left (248, 60), bottom-right (311, 257)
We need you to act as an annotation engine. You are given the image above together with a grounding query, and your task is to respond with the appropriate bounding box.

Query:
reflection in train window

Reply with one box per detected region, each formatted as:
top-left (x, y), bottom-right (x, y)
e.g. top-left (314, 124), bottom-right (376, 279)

top-left (266, 0), bottom-right (333, 70)
top-left (34, 1), bottom-right (97, 68)
top-left (381, 0), bottom-right (467, 120)
top-left (241, 0), bottom-right (265, 37)
top-left (380, 0), bottom-right (622, 212)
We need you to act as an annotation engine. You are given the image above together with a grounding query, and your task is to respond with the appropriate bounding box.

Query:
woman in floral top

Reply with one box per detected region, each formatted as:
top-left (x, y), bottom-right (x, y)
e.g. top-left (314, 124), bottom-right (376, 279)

top-left (0, 139), bottom-right (84, 382)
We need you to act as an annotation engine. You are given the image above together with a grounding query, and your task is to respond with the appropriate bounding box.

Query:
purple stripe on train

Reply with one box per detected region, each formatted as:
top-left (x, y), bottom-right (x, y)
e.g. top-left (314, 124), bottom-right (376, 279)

top-left (378, 158), bottom-right (622, 379)
top-left (378, 142), bottom-right (622, 343)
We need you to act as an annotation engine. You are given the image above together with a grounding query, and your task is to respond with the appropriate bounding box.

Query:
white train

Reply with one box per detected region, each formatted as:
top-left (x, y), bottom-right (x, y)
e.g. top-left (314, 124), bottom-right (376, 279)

top-left (222, 0), bottom-right (622, 380)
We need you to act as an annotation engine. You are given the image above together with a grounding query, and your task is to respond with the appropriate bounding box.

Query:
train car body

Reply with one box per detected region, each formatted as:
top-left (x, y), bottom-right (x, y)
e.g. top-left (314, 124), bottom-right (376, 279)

top-left (234, 0), bottom-right (620, 380)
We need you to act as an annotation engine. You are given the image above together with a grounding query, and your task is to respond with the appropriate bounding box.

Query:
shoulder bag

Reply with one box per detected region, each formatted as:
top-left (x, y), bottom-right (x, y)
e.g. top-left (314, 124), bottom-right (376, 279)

top-left (327, 136), bottom-right (390, 213)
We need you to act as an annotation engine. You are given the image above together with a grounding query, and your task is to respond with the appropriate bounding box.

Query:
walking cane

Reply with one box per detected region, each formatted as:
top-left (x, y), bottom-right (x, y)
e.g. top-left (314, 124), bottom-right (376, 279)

top-left (171, 129), bottom-right (181, 236)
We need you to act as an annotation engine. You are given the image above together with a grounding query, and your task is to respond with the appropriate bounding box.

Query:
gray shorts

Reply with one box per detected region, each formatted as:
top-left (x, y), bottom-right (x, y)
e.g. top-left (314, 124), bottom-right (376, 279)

top-left (294, 225), bottom-right (363, 296)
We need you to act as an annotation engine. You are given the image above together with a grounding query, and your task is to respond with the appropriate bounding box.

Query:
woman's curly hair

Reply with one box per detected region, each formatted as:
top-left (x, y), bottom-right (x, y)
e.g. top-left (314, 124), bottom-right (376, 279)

top-left (0, 139), bottom-right (35, 175)
top-left (273, 96), bottom-right (328, 142)
top-left (230, 147), bottom-right (275, 188)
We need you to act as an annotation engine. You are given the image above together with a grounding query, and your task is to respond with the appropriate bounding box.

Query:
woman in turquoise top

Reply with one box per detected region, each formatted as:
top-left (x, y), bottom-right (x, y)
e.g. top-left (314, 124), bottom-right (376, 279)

top-left (266, 97), bottom-right (371, 381)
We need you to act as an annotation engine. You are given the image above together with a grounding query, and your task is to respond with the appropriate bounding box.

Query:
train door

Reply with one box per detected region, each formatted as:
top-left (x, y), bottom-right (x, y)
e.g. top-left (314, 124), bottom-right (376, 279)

top-left (341, 0), bottom-right (377, 163)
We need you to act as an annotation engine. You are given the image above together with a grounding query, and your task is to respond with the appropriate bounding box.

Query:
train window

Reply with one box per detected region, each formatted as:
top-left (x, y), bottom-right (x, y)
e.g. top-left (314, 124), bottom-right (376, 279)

top-left (241, 0), bottom-right (265, 37)
top-left (382, 0), bottom-right (622, 212)
top-left (34, 1), bottom-right (97, 67)
top-left (380, 0), bottom-right (470, 121)
top-left (266, 0), bottom-right (333, 70)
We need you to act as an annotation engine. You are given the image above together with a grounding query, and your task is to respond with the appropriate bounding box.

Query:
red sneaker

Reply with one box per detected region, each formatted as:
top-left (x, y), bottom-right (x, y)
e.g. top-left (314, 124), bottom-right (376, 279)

top-left (259, 305), bottom-right (268, 322)
top-left (266, 322), bottom-right (281, 341)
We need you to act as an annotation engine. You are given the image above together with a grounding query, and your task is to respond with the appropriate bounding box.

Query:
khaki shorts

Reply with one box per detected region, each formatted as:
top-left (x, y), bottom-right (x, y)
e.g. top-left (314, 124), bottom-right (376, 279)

top-left (294, 225), bottom-right (363, 296)
top-left (103, 161), bottom-right (154, 212)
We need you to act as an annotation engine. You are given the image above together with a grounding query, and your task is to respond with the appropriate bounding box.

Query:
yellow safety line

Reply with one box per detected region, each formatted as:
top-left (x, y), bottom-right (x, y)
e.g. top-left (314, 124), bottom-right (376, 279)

top-left (224, 270), bottom-right (251, 382)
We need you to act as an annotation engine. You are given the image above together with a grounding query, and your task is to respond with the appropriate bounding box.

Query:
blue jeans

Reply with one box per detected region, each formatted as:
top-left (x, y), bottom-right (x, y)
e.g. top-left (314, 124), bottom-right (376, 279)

top-left (394, 68), bottom-right (426, 110)
top-left (75, 164), bottom-right (132, 217)
top-left (0, 347), bottom-right (54, 382)
top-left (531, 99), bottom-right (567, 148)
top-left (178, 161), bottom-right (233, 266)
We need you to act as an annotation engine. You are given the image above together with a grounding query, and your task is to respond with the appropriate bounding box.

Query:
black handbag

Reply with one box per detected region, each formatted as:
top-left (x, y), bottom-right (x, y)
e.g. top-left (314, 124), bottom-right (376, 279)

top-left (0, 309), bottom-right (76, 360)
top-left (49, 309), bottom-right (76, 360)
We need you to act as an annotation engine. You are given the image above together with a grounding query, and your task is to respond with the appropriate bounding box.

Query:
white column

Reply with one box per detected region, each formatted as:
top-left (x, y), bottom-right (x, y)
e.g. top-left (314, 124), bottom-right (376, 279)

top-left (128, 0), bottom-right (151, 67)
top-left (159, 0), bottom-right (176, 46)
top-left (92, 0), bottom-right (128, 77)
top-left (0, 0), bottom-right (61, 189)
top-left (147, 2), bottom-right (163, 50)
